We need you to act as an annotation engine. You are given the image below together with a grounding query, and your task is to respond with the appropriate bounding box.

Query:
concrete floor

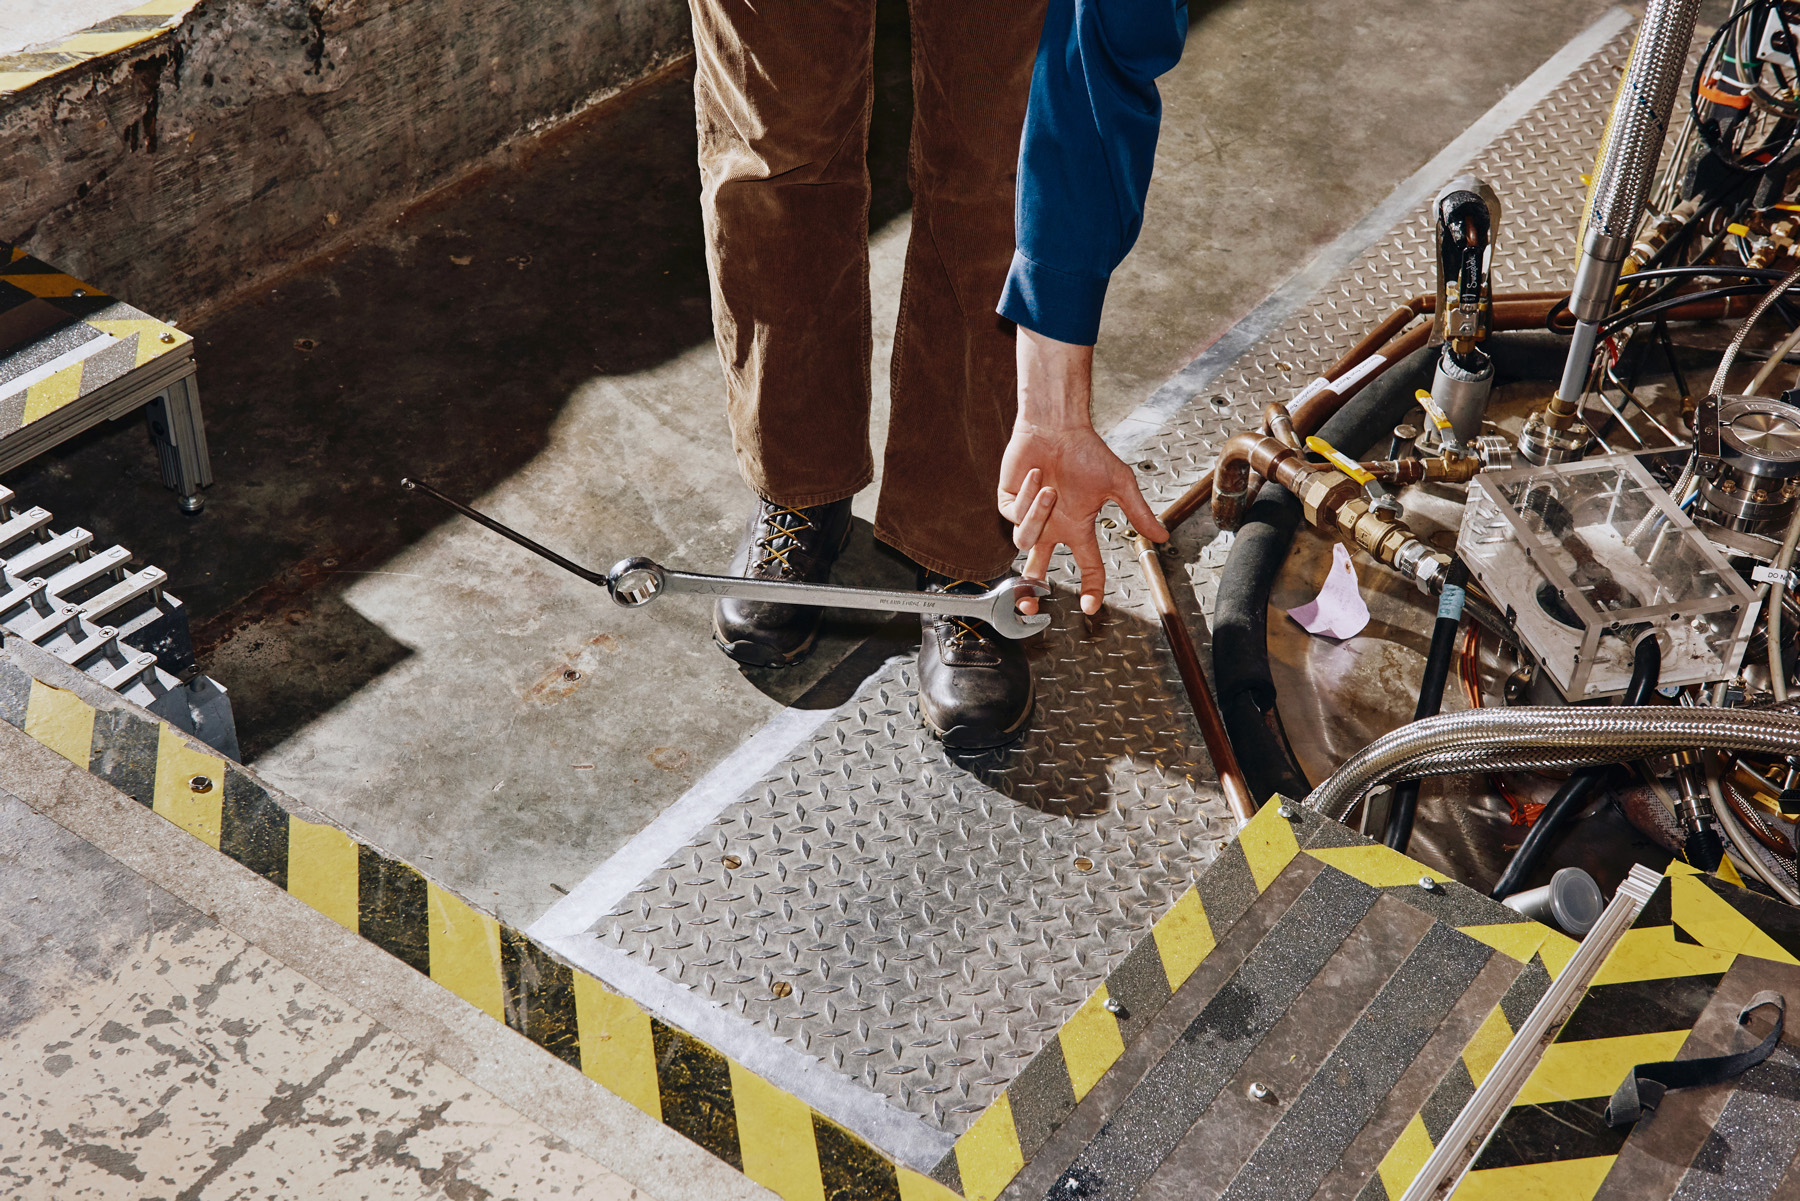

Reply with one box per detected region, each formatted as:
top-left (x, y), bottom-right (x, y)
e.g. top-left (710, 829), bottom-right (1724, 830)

top-left (0, 2), bottom-right (1630, 1196)
top-left (0, 718), bottom-right (762, 1201)
top-left (0, 0), bottom-right (150, 57)
top-left (2, 0), bottom-right (1618, 934)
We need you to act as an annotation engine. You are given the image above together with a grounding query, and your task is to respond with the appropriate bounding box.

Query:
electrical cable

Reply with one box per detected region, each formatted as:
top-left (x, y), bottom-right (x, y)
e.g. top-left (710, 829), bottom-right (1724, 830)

top-left (1383, 559), bottom-right (1469, 852)
top-left (1692, 1), bottom-right (1800, 171)
top-left (1601, 282), bottom-right (1777, 335)
top-left (1489, 634), bottom-right (1663, 900)
top-left (1626, 263), bottom-right (1800, 551)
top-left (1724, 774), bottom-right (1799, 856)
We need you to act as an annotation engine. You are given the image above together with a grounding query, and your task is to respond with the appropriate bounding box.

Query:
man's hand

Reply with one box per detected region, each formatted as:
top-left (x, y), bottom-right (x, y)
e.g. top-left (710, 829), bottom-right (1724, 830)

top-left (999, 327), bottom-right (1167, 616)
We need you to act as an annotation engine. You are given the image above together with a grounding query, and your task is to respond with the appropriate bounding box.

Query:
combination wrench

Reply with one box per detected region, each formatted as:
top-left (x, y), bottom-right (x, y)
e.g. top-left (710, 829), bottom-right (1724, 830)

top-left (401, 478), bottom-right (1052, 639)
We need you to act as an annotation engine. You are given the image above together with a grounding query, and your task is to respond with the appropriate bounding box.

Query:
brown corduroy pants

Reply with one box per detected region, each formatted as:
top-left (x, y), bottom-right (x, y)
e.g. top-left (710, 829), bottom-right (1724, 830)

top-left (691, 0), bottom-right (1047, 581)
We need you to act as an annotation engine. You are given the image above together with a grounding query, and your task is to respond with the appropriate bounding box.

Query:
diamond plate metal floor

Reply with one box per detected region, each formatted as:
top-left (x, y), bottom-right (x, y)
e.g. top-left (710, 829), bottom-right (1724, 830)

top-left (571, 19), bottom-right (1629, 1176)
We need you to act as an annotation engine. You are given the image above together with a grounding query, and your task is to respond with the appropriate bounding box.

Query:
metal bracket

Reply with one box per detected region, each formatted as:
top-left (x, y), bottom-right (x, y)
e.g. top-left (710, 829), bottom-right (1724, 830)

top-left (1696, 391), bottom-right (1724, 475)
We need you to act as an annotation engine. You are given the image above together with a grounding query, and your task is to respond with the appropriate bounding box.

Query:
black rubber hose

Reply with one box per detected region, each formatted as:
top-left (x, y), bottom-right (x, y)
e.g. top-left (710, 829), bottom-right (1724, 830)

top-left (1211, 332), bottom-right (1567, 805)
top-left (1383, 558), bottom-right (1470, 852)
top-left (1490, 634), bottom-right (1663, 901)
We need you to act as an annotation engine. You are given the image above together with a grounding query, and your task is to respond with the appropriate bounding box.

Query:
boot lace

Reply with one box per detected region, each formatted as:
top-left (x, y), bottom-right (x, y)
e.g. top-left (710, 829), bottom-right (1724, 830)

top-left (753, 505), bottom-right (817, 577)
top-left (935, 579), bottom-right (995, 651)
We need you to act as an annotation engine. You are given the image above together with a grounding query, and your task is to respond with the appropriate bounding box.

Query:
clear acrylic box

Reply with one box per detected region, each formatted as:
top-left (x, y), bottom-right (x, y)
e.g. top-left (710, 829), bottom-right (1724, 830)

top-left (1457, 454), bottom-right (1760, 699)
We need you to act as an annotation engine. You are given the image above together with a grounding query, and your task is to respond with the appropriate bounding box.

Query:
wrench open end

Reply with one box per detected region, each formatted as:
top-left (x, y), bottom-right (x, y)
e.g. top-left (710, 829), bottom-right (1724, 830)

top-left (987, 577), bottom-right (1054, 640)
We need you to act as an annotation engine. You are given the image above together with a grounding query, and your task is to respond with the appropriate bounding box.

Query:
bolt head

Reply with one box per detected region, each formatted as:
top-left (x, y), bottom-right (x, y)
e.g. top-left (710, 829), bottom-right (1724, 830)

top-left (1277, 803), bottom-right (1299, 821)
top-left (189, 775), bottom-right (214, 794)
top-left (1103, 997), bottom-right (1123, 1015)
top-left (1247, 1081), bottom-right (1272, 1101)
top-left (1418, 875), bottom-right (1438, 891)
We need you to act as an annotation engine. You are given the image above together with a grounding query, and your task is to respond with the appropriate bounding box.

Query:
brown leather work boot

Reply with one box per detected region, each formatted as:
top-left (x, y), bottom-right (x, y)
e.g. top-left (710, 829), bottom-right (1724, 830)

top-left (917, 572), bottom-right (1035, 749)
top-left (713, 497), bottom-right (854, 668)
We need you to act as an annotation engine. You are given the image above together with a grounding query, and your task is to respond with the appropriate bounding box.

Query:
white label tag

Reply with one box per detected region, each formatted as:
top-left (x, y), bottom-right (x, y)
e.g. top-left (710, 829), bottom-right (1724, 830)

top-left (1330, 352), bottom-right (1387, 396)
top-left (1754, 564), bottom-right (1796, 589)
top-left (1284, 353), bottom-right (1389, 414)
top-left (1287, 377), bottom-right (1332, 413)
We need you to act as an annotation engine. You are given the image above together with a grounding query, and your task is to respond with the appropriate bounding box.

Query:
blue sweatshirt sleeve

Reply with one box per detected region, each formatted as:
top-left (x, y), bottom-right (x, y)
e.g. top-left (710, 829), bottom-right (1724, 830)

top-left (998, 0), bottom-right (1187, 346)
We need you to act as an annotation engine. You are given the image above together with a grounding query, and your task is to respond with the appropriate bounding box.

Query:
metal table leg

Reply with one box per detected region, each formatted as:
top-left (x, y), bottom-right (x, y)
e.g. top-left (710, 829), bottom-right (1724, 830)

top-left (146, 372), bottom-right (213, 514)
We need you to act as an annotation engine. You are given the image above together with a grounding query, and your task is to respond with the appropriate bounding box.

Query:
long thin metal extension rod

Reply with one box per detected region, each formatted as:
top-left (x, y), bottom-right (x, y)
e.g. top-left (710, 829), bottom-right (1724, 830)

top-left (1133, 534), bottom-right (1257, 826)
top-left (400, 477), bottom-right (608, 587)
top-left (1399, 864), bottom-right (1664, 1201)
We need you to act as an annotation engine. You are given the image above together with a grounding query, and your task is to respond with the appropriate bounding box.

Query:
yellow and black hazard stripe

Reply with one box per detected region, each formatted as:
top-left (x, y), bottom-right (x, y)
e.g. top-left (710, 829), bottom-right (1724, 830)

top-left (0, 1), bottom-right (196, 95)
top-left (1447, 861), bottom-right (1800, 1200)
top-left (1357, 953), bottom-right (1557, 1200)
top-left (1, 245), bottom-right (191, 434)
top-left (937, 801), bottom-right (1583, 1201)
top-left (0, 657), bottom-right (959, 1201)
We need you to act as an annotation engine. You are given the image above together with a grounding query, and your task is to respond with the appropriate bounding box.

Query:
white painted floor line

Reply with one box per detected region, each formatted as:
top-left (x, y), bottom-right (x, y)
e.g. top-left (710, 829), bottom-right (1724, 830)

top-left (531, 2), bottom-right (1631, 957)
top-left (528, 695), bottom-right (853, 941)
top-left (1106, 3), bottom-right (1633, 457)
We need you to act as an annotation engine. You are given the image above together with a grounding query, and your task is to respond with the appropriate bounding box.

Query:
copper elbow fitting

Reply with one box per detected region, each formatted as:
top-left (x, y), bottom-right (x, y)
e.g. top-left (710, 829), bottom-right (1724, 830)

top-left (1213, 432), bottom-right (1302, 532)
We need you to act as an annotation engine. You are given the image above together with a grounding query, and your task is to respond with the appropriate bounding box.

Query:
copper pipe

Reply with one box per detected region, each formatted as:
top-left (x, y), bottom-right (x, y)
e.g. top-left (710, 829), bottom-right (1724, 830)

top-left (1287, 322), bottom-right (1433, 437)
top-left (1724, 775), bottom-right (1798, 857)
top-left (1262, 401), bottom-right (1302, 450)
top-left (1342, 296), bottom-right (1431, 367)
top-left (1133, 533), bottom-right (1258, 826)
top-left (1158, 294), bottom-right (1564, 533)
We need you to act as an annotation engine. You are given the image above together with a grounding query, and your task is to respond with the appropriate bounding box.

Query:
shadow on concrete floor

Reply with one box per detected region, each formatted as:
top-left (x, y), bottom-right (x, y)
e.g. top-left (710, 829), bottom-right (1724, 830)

top-left (1, 3), bottom-right (916, 760)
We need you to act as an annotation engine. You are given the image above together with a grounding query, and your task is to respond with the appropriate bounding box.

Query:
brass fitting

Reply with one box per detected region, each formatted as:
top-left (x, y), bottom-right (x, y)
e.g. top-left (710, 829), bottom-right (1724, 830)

top-left (1214, 432), bottom-right (1455, 592)
top-left (1288, 465), bottom-right (1453, 592)
top-left (1544, 393), bottom-right (1585, 425)
top-left (1290, 466), bottom-right (1364, 529)
top-left (1625, 198), bottom-right (1697, 271)
top-left (1364, 452), bottom-right (1484, 486)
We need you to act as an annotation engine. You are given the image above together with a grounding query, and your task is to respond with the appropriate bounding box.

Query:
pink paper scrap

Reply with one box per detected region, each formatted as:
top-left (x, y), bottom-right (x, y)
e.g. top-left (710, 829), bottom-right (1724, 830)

top-left (1286, 542), bottom-right (1370, 640)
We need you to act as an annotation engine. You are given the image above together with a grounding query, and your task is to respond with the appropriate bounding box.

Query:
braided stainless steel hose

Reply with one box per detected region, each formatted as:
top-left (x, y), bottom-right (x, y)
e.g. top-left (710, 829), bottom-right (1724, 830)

top-left (1304, 706), bottom-right (1800, 821)
top-left (1553, 0), bottom-right (1705, 416)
